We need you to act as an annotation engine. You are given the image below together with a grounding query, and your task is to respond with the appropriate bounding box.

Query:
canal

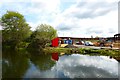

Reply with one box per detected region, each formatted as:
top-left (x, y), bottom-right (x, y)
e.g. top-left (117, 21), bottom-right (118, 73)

top-left (2, 50), bottom-right (120, 79)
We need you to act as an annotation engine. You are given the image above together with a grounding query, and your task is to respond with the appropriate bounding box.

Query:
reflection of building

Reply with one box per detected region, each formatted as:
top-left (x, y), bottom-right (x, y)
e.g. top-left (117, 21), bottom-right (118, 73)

top-left (51, 53), bottom-right (59, 61)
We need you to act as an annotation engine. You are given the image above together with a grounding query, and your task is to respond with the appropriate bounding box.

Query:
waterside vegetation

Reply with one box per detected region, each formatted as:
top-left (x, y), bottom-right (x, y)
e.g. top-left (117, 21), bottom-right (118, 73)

top-left (44, 47), bottom-right (120, 58)
top-left (1, 11), bottom-right (57, 51)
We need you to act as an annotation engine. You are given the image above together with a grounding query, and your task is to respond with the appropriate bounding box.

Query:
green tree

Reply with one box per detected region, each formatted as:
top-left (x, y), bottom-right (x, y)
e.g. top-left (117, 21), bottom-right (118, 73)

top-left (28, 24), bottom-right (57, 49)
top-left (36, 24), bottom-right (57, 40)
top-left (1, 11), bottom-right (31, 49)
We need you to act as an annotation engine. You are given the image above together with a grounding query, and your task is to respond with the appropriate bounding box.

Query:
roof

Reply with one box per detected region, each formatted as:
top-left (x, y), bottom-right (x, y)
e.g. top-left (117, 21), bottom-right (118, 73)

top-left (114, 33), bottom-right (120, 36)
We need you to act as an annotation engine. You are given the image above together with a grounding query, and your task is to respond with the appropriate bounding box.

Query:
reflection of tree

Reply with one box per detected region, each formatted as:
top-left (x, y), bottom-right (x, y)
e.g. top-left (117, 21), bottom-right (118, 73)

top-left (2, 50), bottom-right (29, 78)
top-left (30, 52), bottom-right (56, 71)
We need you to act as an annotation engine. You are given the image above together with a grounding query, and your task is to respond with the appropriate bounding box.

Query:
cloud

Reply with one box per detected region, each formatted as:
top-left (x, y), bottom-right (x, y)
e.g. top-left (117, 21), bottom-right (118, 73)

top-left (53, 54), bottom-right (118, 78)
top-left (86, 27), bottom-right (103, 34)
top-left (0, 0), bottom-right (119, 37)
top-left (0, 0), bottom-right (60, 29)
top-left (56, 24), bottom-right (72, 31)
top-left (62, 1), bottom-right (117, 19)
top-left (108, 28), bottom-right (116, 34)
top-left (0, 0), bottom-right (60, 16)
top-left (53, 0), bottom-right (118, 37)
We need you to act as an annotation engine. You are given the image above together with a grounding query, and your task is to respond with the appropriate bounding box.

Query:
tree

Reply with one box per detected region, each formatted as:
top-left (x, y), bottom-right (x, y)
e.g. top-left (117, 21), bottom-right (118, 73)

top-left (36, 24), bottom-right (57, 41)
top-left (1, 11), bottom-right (31, 49)
top-left (28, 24), bottom-right (57, 49)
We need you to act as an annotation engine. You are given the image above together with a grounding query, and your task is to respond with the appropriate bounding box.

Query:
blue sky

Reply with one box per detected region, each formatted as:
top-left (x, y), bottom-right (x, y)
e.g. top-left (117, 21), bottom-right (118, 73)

top-left (0, 0), bottom-right (119, 37)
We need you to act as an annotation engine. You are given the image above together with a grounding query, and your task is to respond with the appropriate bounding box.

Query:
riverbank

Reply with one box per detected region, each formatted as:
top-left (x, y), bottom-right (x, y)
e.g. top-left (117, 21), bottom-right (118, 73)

top-left (44, 47), bottom-right (120, 61)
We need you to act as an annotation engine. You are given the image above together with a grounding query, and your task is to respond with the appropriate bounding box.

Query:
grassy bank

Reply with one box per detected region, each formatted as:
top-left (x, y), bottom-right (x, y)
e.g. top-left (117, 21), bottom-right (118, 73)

top-left (44, 47), bottom-right (120, 57)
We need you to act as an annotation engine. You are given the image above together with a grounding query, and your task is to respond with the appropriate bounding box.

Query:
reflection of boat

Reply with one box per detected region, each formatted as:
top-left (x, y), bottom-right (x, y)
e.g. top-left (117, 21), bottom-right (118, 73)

top-left (51, 53), bottom-right (59, 61)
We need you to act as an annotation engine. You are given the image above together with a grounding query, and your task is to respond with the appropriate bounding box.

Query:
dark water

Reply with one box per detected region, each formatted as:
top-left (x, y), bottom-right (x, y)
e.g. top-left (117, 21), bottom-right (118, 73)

top-left (2, 50), bottom-right (119, 78)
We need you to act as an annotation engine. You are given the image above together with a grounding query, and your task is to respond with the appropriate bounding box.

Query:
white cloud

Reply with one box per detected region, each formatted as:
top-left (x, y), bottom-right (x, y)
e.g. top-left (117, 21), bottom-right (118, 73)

top-left (53, 0), bottom-right (118, 37)
top-left (0, 0), bottom-right (61, 30)
top-left (54, 54), bottom-right (118, 78)
top-left (0, 0), bottom-right (119, 37)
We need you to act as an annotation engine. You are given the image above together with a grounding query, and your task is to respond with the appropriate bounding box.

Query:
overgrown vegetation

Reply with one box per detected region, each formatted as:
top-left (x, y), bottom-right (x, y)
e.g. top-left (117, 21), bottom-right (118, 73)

top-left (1, 11), bottom-right (31, 50)
top-left (1, 11), bottom-right (57, 51)
top-left (27, 24), bottom-right (57, 51)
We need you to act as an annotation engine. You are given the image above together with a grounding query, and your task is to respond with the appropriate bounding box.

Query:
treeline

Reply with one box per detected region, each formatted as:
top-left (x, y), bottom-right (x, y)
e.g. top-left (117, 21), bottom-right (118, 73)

top-left (1, 11), bottom-right (57, 51)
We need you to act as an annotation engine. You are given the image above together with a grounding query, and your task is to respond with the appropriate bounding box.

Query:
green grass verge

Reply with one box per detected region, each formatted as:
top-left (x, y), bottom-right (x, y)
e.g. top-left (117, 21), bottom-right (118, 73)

top-left (44, 47), bottom-right (120, 57)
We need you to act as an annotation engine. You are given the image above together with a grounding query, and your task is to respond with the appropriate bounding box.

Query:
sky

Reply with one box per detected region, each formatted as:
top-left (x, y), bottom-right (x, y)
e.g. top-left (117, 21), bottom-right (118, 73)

top-left (0, 0), bottom-right (119, 38)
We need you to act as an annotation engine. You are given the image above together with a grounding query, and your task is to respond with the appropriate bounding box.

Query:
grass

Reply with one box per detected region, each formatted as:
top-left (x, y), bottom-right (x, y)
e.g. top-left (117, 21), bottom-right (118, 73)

top-left (44, 47), bottom-right (71, 53)
top-left (44, 47), bottom-right (120, 57)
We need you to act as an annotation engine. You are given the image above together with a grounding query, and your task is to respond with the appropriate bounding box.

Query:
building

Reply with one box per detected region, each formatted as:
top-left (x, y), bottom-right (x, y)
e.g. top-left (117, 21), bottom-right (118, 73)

top-left (51, 37), bottom-right (59, 47)
top-left (114, 33), bottom-right (120, 42)
top-left (51, 36), bottom-right (118, 47)
top-left (58, 37), bottom-right (100, 44)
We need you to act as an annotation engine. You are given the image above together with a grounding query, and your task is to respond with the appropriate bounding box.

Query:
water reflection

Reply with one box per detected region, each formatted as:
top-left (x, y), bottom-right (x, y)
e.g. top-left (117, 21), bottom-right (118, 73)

top-left (54, 54), bottom-right (118, 78)
top-left (51, 53), bottom-right (59, 61)
top-left (0, 49), bottom-right (2, 79)
top-left (29, 52), bottom-right (56, 71)
top-left (24, 52), bottom-right (56, 78)
top-left (2, 50), bottom-right (30, 78)
top-left (25, 54), bottom-right (119, 78)
top-left (2, 49), bottom-right (119, 78)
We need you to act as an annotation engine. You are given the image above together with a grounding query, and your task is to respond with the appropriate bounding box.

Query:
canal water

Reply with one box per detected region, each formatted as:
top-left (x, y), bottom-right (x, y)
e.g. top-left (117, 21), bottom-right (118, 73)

top-left (2, 50), bottom-right (119, 78)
